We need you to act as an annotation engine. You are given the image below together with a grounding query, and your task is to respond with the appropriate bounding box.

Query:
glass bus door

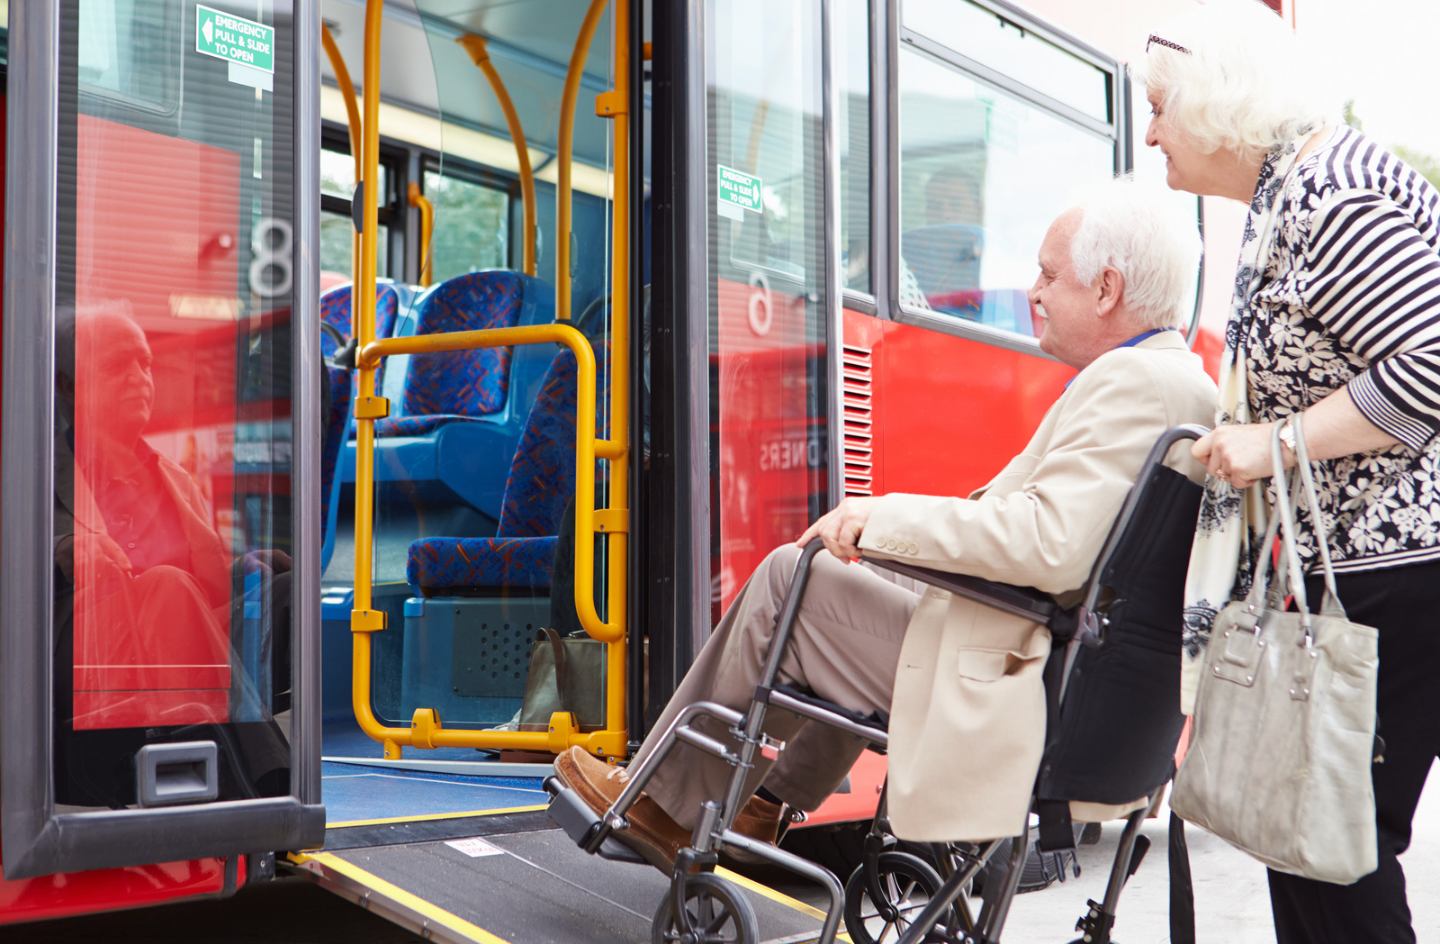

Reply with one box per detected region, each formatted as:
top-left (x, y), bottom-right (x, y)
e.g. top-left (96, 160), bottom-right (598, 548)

top-left (2, 0), bottom-right (323, 879)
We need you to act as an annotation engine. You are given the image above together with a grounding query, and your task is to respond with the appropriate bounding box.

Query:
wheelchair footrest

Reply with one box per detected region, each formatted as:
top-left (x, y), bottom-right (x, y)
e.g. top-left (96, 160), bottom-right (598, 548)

top-left (544, 777), bottom-right (648, 865)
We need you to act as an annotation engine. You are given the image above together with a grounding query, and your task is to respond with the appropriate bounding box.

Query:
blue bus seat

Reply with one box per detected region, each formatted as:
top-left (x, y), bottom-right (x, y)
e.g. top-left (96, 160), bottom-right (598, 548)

top-left (344, 272), bottom-right (556, 523)
top-left (406, 340), bottom-right (609, 596)
top-left (320, 361), bottom-right (354, 573)
top-left (320, 280), bottom-right (404, 391)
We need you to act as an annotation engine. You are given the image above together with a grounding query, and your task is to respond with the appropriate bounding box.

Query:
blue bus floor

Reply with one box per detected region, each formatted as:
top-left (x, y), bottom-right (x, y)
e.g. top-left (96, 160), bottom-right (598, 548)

top-left (321, 762), bottom-right (548, 825)
top-left (321, 719), bottom-right (549, 825)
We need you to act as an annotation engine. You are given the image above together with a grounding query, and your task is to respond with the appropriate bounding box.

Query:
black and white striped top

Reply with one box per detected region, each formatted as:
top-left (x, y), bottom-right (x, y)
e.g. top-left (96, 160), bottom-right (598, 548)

top-left (1238, 126), bottom-right (1440, 572)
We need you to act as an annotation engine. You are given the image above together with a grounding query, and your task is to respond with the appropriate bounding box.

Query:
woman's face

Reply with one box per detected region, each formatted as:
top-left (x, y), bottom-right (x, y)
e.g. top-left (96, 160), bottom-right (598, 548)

top-left (1144, 86), bottom-right (1222, 196)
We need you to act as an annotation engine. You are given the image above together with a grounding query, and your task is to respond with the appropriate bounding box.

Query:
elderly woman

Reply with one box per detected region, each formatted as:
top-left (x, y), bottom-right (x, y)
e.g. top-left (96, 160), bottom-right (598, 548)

top-left (1144, 1), bottom-right (1440, 941)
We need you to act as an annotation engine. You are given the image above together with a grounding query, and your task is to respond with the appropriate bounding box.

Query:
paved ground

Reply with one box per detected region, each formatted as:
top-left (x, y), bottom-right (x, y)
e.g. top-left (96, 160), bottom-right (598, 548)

top-left (5, 780), bottom-right (1439, 942)
top-left (776, 780), bottom-right (1440, 943)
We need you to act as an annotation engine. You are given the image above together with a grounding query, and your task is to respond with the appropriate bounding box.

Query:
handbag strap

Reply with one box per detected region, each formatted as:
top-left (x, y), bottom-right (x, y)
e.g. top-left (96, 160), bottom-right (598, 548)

top-left (1271, 416), bottom-right (1347, 623)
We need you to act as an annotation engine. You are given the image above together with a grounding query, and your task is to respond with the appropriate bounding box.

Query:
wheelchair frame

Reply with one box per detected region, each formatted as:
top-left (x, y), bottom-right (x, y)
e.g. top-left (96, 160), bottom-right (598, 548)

top-left (546, 425), bottom-right (1208, 944)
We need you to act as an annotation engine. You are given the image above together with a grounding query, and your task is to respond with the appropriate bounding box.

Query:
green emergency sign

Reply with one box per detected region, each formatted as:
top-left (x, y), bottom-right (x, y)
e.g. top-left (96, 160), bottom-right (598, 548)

top-left (717, 164), bottom-right (763, 221)
top-left (195, 5), bottom-right (275, 75)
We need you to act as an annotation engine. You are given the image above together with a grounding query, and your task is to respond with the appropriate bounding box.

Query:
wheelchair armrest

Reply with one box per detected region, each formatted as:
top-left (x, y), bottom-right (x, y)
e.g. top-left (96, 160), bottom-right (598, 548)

top-left (862, 555), bottom-right (1064, 626)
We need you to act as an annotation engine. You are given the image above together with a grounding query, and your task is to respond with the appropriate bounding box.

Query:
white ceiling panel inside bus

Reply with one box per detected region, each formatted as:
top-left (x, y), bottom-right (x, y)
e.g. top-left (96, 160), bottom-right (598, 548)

top-left (321, 0), bottom-right (625, 178)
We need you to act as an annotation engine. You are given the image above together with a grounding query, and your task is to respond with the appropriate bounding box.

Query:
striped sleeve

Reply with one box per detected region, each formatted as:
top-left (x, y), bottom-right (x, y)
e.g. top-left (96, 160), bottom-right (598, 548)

top-left (1302, 189), bottom-right (1440, 450)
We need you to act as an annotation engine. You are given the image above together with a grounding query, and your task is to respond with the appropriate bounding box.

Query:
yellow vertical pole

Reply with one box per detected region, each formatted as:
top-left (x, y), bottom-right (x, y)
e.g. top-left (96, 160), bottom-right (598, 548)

top-left (407, 182), bottom-right (435, 288)
top-left (456, 35), bottom-right (538, 278)
top-left (320, 24), bottom-right (364, 295)
top-left (351, 0), bottom-right (390, 753)
top-left (557, 0), bottom-right (609, 320)
top-left (594, 0), bottom-right (630, 751)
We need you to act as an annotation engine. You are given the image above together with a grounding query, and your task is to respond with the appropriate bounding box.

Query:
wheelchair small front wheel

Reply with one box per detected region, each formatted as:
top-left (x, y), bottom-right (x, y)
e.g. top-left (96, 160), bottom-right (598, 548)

top-left (844, 850), bottom-right (948, 944)
top-left (652, 873), bottom-right (759, 944)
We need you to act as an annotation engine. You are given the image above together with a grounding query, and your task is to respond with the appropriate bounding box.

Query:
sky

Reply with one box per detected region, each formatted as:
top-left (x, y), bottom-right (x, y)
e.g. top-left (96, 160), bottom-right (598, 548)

top-left (1296, 0), bottom-right (1440, 160)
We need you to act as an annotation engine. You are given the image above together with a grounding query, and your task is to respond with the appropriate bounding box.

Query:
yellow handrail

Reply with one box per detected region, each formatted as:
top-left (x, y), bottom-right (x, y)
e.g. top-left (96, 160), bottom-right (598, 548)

top-left (456, 34), bottom-right (538, 278)
top-left (320, 23), bottom-right (363, 292)
top-left (407, 182), bottom-right (434, 288)
top-left (350, 0), bottom-right (384, 654)
top-left (347, 0), bottom-right (632, 761)
top-left (597, 0), bottom-right (631, 746)
top-left (350, 324), bottom-right (626, 759)
top-left (556, 0), bottom-right (608, 321)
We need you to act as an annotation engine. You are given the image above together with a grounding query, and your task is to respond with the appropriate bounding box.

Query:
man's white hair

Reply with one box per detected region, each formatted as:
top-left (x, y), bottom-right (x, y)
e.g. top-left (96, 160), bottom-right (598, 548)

top-left (1141, 0), bottom-right (1332, 156)
top-left (1068, 176), bottom-right (1202, 331)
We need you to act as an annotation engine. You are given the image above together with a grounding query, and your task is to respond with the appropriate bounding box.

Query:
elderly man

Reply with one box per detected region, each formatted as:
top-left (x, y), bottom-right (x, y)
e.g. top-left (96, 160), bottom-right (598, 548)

top-left (558, 178), bottom-right (1218, 868)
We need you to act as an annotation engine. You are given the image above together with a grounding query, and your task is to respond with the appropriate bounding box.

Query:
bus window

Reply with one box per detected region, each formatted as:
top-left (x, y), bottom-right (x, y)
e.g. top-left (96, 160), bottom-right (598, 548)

top-left (708, 0), bottom-right (830, 617)
top-left (837, 0), bottom-right (870, 296)
top-left (904, 0), bottom-right (1111, 125)
top-left (319, 143), bottom-right (393, 282)
top-left (421, 162), bottom-right (510, 283)
top-left (54, 0), bottom-right (295, 807)
top-left (897, 46), bottom-right (1113, 335)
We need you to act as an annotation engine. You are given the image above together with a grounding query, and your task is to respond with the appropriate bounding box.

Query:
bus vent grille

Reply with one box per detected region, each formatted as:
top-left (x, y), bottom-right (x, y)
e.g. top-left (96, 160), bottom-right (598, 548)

top-left (842, 343), bottom-right (874, 497)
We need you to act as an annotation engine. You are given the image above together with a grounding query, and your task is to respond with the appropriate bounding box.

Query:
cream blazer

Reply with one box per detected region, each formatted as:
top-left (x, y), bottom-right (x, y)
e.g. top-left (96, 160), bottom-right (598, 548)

top-left (859, 331), bottom-right (1217, 842)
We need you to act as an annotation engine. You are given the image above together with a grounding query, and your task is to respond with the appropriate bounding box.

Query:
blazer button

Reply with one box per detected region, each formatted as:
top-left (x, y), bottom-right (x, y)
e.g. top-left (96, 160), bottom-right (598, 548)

top-left (907, 542), bottom-right (919, 555)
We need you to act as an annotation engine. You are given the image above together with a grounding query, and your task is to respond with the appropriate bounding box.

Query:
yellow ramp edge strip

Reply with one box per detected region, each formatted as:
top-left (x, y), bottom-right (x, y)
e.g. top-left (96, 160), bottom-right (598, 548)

top-left (290, 851), bottom-right (515, 944)
top-left (715, 866), bottom-right (854, 942)
top-left (327, 803), bottom-right (547, 829)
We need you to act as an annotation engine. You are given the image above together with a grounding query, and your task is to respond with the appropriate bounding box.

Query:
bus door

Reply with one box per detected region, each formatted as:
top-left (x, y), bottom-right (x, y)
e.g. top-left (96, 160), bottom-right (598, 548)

top-left (2, 0), bottom-right (324, 881)
top-left (324, 0), bottom-right (634, 762)
top-left (645, 0), bottom-right (833, 720)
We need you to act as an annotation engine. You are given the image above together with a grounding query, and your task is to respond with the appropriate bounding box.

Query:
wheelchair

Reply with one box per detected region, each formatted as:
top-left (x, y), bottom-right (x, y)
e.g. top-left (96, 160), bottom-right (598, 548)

top-left (547, 425), bottom-right (1207, 944)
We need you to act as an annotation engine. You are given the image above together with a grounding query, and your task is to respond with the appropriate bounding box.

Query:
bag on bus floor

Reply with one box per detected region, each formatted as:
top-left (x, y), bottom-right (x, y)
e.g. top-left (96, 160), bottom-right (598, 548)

top-left (1170, 416), bottom-right (1380, 885)
top-left (517, 627), bottom-right (606, 732)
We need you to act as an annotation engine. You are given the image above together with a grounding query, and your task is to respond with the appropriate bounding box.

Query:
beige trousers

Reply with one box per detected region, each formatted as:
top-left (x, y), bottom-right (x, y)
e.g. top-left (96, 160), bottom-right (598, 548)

top-left (634, 543), bottom-right (922, 829)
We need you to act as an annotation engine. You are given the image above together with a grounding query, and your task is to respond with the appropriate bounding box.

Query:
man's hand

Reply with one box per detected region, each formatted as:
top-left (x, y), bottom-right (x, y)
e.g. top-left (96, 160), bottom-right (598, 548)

top-left (796, 497), bottom-right (879, 562)
top-left (235, 549), bottom-right (294, 578)
top-left (56, 533), bottom-right (133, 584)
top-left (1192, 422), bottom-right (1286, 490)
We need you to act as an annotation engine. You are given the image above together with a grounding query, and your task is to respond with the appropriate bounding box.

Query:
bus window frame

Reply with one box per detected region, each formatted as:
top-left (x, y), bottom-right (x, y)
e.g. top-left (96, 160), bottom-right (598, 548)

top-left (882, 0), bottom-right (1125, 358)
top-left (0, 0), bottom-right (325, 881)
top-left (417, 153), bottom-right (517, 278)
top-left (320, 124), bottom-right (408, 282)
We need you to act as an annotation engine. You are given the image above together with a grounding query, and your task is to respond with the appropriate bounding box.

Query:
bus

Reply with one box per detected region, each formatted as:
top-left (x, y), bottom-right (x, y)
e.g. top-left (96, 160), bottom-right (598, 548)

top-left (0, 0), bottom-right (1276, 937)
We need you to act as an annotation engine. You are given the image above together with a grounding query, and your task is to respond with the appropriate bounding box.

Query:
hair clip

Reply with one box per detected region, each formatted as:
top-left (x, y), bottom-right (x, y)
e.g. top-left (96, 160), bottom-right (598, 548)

top-left (1146, 33), bottom-right (1192, 55)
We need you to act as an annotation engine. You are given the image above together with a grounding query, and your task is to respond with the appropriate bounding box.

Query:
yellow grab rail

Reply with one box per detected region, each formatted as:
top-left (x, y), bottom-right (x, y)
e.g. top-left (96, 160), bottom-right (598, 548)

top-left (556, 0), bottom-right (608, 321)
top-left (320, 23), bottom-right (363, 291)
top-left (348, 0), bottom-right (631, 760)
top-left (407, 182), bottom-right (435, 288)
top-left (456, 34), bottom-right (538, 278)
top-left (350, 324), bottom-right (627, 759)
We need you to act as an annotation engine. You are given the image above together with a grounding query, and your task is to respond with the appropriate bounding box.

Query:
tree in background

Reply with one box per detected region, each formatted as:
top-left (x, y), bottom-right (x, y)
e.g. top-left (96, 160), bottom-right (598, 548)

top-left (1344, 100), bottom-right (1440, 190)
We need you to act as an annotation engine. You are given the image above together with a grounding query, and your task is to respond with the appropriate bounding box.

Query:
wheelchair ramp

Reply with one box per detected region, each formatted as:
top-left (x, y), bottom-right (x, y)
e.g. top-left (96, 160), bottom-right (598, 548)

top-left (290, 814), bottom-right (831, 944)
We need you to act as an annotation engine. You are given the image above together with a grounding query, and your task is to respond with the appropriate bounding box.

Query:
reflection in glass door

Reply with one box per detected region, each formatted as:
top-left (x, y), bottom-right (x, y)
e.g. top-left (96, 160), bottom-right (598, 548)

top-left (706, 0), bottom-right (830, 623)
top-left (55, 0), bottom-right (296, 808)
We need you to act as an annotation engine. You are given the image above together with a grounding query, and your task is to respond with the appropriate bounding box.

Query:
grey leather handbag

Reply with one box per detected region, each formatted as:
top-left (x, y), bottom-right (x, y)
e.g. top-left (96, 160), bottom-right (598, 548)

top-left (1170, 415), bottom-right (1380, 885)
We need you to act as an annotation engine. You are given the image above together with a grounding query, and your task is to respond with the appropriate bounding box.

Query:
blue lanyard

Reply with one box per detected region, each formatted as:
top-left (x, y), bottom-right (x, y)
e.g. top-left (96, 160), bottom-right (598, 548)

top-left (1066, 328), bottom-right (1177, 386)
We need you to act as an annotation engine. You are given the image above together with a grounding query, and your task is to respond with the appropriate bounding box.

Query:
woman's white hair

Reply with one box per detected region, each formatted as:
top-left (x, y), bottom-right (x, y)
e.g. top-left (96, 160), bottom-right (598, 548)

top-left (1142, 0), bottom-right (1332, 155)
top-left (1069, 176), bottom-right (1202, 331)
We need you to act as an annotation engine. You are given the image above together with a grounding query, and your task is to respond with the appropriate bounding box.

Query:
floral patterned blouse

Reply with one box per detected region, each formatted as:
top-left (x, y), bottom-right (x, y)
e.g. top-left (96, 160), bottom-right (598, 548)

top-left (1238, 127), bottom-right (1440, 572)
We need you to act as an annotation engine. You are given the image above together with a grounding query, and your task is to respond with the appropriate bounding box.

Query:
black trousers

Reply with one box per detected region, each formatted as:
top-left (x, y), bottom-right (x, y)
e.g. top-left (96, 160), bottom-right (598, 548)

top-left (1268, 558), bottom-right (1440, 944)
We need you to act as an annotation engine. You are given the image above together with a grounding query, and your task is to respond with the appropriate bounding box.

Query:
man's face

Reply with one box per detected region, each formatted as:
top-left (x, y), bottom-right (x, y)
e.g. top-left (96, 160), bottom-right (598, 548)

top-left (1029, 209), bottom-right (1097, 369)
top-left (78, 312), bottom-right (156, 447)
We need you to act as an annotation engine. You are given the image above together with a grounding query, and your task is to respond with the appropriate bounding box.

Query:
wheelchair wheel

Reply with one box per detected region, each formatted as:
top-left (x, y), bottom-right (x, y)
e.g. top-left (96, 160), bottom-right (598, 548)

top-left (843, 850), bottom-right (948, 944)
top-left (652, 873), bottom-right (759, 944)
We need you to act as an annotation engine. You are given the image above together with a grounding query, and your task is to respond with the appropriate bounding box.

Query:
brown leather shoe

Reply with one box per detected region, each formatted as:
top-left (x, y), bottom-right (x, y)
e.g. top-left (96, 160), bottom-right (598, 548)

top-left (554, 747), bottom-right (690, 871)
top-left (719, 794), bottom-right (787, 866)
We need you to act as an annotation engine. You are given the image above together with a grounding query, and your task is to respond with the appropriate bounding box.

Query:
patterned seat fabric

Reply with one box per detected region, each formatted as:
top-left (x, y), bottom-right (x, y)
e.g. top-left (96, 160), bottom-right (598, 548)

top-left (321, 282), bottom-right (400, 389)
top-left (407, 341), bottom-right (610, 593)
top-left (376, 272), bottom-right (527, 439)
top-left (320, 364), bottom-right (352, 559)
